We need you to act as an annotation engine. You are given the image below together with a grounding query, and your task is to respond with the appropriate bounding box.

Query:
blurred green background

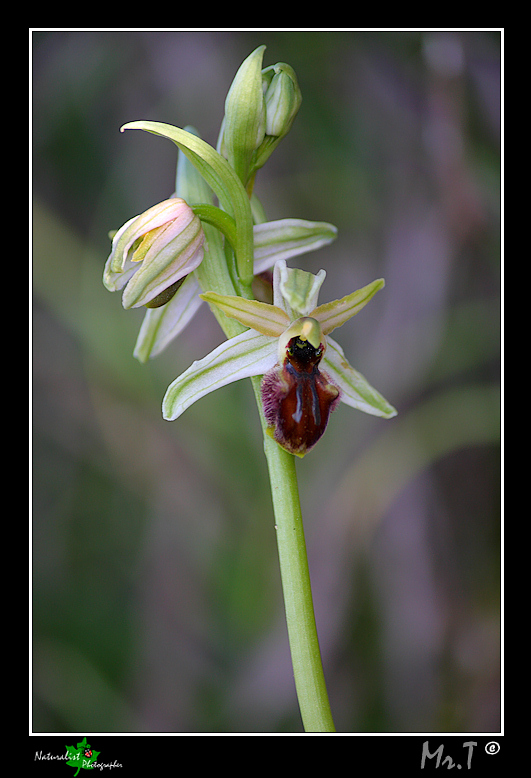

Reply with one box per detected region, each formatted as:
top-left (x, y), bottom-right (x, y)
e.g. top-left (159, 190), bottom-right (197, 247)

top-left (32, 30), bottom-right (501, 733)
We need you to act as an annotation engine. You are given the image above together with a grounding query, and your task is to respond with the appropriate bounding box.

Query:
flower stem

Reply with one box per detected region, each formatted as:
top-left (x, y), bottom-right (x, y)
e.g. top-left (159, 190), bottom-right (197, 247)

top-left (250, 376), bottom-right (336, 733)
top-left (191, 204), bottom-right (238, 255)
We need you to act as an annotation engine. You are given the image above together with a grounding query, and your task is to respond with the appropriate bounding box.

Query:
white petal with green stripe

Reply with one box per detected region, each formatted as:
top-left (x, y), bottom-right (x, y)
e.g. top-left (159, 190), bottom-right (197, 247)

top-left (312, 278), bottom-right (385, 336)
top-left (323, 337), bottom-right (397, 419)
top-left (134, 274), bottom-right (203, 363)
top-left (253, 219), bottom-right (337, 275)
top-left (162, 330), bottom-right (277, 421)
top-left (279, 262), bottom-right (326, 317)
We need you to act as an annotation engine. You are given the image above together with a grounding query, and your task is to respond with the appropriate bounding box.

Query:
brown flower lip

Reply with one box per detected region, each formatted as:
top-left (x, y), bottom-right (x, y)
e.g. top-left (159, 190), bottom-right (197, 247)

top-left (262, 335), bottom-right (340, 457)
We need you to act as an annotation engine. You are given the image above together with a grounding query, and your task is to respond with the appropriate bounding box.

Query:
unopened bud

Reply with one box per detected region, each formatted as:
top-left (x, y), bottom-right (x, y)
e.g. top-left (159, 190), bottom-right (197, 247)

top-left (263, 63), bottom-right (302, 139)
top-left (103, 198), bottom-right (205, 309)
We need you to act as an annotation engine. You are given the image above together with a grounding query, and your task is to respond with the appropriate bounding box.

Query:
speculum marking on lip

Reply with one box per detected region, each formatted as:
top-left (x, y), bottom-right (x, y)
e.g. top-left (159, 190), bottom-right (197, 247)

top-left (261, 335), bottom-right (340, 457)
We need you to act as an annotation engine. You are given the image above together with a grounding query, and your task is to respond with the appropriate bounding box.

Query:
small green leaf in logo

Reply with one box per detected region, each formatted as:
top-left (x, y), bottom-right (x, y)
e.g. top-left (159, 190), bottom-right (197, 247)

top-left (65, 737), bottom-right (100, 776)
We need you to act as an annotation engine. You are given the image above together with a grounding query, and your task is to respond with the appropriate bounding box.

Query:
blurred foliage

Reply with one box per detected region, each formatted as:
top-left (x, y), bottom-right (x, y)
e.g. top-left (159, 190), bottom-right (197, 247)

top-left (32, 30), bottom-right (501, 733)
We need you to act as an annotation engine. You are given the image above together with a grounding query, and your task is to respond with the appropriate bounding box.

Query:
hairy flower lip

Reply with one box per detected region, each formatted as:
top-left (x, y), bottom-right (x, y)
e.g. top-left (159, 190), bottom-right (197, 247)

top-left (262, 330), bottom-right (340, 457)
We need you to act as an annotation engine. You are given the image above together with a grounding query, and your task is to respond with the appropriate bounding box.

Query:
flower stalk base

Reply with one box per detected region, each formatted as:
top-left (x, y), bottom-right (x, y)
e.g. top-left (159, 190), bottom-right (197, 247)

top-left (251, 376), bottom-right (336, 732)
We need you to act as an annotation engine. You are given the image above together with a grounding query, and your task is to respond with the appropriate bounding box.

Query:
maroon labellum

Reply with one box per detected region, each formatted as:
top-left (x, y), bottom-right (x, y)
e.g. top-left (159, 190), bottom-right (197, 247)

top-left (261, 335), bottom-right (340, 457)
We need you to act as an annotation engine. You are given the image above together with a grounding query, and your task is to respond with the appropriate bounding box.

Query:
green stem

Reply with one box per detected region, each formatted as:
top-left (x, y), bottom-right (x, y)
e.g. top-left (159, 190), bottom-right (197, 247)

top-left (198, 226), bottom-right (334, 734)
top-left (201, 192), bottom-right (335, 731)
top-left (192, 204), bottom-right (254, 301)
top-left (192, 204), bottom-right (238, 255)
top-left (250, 377), bottom-right (336, 733)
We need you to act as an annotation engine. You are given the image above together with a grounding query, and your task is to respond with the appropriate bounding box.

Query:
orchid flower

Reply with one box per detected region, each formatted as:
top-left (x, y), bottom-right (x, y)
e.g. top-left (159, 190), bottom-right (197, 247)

top-left (163, 259), bottom-right (396, 457)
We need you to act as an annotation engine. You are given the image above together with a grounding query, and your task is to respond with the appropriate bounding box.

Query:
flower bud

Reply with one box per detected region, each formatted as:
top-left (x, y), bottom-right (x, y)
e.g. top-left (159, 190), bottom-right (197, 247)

top-left (251, 62), bottom-right (302, 174)
top-left (262, 63), bottom-right (302, 139)
top-left (103, 198), bottom-right (205, 309)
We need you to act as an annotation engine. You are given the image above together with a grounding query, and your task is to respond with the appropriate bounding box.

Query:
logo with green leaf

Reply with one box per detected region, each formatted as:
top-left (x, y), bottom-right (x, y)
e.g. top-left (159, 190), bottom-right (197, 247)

top-left (65, 737), bottom-right (100, 776)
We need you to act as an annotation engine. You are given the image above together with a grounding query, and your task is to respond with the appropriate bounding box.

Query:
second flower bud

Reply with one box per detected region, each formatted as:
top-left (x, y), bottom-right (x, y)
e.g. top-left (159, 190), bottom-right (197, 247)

top-left (103, 197), bottom-right (205, 309)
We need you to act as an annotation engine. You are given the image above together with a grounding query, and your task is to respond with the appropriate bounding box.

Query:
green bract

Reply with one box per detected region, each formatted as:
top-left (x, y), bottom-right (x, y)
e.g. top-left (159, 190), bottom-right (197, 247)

top-left (121, 120), bottom-right (256, 287)
top-left (221, 45), bottom-right (267, 186)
